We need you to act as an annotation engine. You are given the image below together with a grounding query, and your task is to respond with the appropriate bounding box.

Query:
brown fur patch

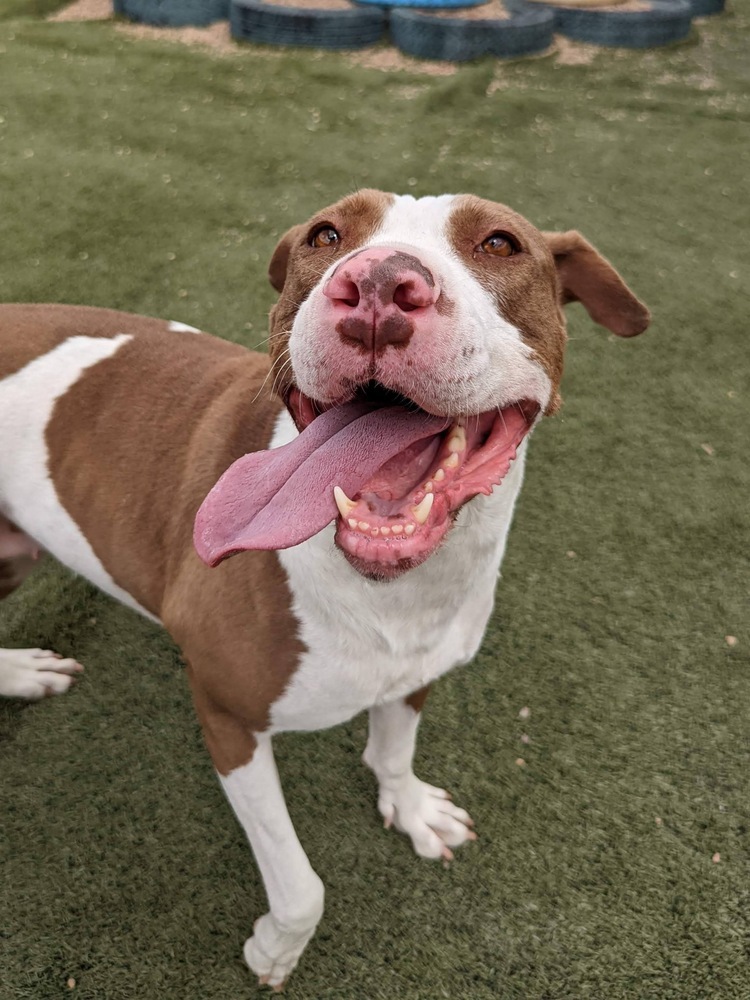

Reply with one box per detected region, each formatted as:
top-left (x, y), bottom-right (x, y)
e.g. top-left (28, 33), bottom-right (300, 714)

top-left (0, 305), bottom-right (305, 775)
top-left (543, 230), bottom-right (650, 337)
top-left (447, 197), bottom-right (649, 413)
top-left (0, 304), bottom-right (131, 380)
top-left (447, 196), bottom-right (568, 413)
top-left (405, 685), bottom-right (431, 714)
top-left (268, 190), bottom-right (394, 399)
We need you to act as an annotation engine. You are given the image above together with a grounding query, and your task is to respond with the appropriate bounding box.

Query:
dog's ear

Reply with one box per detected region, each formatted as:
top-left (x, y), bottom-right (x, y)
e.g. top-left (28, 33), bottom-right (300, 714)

top-left (268, 225), bottom-right (305, 294)
top-left (543, 230), bottom-right (650, 337)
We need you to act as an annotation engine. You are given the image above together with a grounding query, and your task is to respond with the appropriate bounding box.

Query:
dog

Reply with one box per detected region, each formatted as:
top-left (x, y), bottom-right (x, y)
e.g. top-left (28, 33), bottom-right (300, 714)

top-left (0, 190), bottom-right (649, 989)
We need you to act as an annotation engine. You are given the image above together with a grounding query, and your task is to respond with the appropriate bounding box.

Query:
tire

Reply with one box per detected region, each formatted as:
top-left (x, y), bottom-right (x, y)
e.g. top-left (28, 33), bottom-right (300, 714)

top-left (356, 0), bottom-right (485, 8)
top-left (230, 0), bottom-right (387, 48)
top-left (390, 4), bottom-right (555, 60)
top-left (113, 0), bottom-right (229, 26)
top-left (688, 0), bottom-right (724, 15)
top-left (530, 0), bottom-right (694, 47)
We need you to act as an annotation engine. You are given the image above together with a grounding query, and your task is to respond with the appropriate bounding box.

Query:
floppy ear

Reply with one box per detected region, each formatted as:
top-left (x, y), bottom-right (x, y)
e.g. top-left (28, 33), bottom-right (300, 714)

top-left (268, 225), bottom-right (304, 294)
top-left (543, 230), bottom-right (650, 337)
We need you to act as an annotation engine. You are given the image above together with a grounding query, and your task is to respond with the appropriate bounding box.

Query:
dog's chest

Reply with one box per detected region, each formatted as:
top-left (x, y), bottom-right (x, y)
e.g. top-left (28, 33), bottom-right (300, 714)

top-left (268, 412), bottom-right (527, 733)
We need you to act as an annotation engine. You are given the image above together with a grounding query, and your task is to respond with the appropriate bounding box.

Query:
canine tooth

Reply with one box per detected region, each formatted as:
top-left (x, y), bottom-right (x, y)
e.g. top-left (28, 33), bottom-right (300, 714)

top-left (348, 518), bottom-right (358, 529)
top-left (333, 485), bottom-right (357, 519)
top-left (434, 468), bottom-right (446, 482)
top-left (447, 426), bottom-right (466, 453)
top-left (381, 526), bottom-right (391, 536)
top-left (359, 521), bottom-right (370, 531)
top-left (391, 524), bottom-right (403, 534)
top-left (404, 524), bottom-right (416, 535)
top-left (444, 452), bottom-right (459, 469)
top-left (412, 492), bottom-right (434, 525)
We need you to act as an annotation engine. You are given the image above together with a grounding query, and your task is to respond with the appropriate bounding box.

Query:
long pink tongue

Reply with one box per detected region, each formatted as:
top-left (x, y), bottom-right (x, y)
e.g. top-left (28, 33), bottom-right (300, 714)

top-left (194, 403), bottom-right (448, 566)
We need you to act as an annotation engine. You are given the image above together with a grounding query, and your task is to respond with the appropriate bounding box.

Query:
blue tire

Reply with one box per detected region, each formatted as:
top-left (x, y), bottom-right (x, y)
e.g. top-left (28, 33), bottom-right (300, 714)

top-left (532, 0), bottom-right (694, 48)
top-left (688, 0), bottom-right (724, 14)
top-left (113, 0), bottom-right (229, 26)
top-left (230, 0), bottom-right (386, 47)
top-left (390, 4), bottom-right (555, 60)
top-left (356, 0), bottom-right (484, 8)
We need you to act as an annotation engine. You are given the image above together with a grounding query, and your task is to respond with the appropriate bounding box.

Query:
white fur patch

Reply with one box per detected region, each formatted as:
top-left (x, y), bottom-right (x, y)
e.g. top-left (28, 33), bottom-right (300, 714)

top-left (268, 409), bottom-right (528, 733)
top-left (0, 647), bottom-right (82, 700)
top-left (0, 334), bottom-right (155, 620)
top-left (364, 699), bottom-right (476, 860)
top-left (220, 734), bottom-right (324, 989)
top-left (168, 321), bottom-right (201, 334)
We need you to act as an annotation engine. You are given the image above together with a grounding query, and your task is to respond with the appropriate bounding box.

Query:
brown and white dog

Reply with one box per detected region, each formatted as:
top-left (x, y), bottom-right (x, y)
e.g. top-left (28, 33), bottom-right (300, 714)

top-left (0, 191), bottom-right (649, 989)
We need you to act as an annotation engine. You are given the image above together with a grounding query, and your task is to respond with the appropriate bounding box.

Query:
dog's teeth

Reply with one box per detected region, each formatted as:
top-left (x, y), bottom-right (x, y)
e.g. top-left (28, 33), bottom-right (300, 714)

top-left (371, 527), bottom-right (380, 537)
top-left (391, 524), bottom-right (403, 534)
top-left (404, 524), bottom-right (416, 535)
top-left (424, 480), bottom-right (433, 493)
top-left (348, 518), bottom-right (358, 529)
top-left (381, 526), bottom-right (391, 536)
top-left (412, 492), bottom-right (434, 525)
top-left (434, 468), bottom-right (446, 482)
top-left (444, 453), bottom-right (459, 470)
top-left (333, 485), bottom-right (357, 519)
top-left (447, 426), bottom-right (466, 454)
top-left (358, 521), bottom-right (370, 531)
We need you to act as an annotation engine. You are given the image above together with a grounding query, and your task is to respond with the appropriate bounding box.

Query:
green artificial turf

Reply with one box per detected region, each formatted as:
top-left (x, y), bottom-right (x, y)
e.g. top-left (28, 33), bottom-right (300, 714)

top-left (1, 8), bottom-right (749, 1000)
top-left (0, 0), bottom-right (68, 19)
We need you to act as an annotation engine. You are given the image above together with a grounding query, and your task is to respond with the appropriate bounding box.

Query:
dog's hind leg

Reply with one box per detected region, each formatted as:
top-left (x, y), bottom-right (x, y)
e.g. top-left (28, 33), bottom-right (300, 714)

top-left (363, 690), bottom-right (477, 862)
top-left (0, 516), bottom-right (83, 699)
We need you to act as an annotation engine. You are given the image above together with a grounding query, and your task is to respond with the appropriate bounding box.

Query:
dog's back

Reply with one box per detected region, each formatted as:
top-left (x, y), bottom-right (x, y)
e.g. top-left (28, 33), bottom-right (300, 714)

top-left (0, 304), bottom-right (275, 618)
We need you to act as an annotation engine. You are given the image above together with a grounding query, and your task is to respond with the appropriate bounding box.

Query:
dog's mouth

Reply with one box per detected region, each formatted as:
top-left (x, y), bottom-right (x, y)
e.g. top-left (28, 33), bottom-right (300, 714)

top-left (194, 379), bottom-right (538, 580)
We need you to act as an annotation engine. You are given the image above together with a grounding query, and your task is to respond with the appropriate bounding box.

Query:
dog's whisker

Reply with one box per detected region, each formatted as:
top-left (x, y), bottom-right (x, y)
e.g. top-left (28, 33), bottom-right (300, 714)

top-left (248, 349), bottom-right (292, 408)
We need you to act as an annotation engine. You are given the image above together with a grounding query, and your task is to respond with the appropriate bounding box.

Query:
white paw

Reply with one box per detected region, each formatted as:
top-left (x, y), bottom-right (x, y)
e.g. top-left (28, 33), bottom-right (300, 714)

top-left (244, 911), bottom-right (319, 992)
top-left (378, 774), bottom-right (477, 861)
top-left (0, 647), bottom-right (83, 700)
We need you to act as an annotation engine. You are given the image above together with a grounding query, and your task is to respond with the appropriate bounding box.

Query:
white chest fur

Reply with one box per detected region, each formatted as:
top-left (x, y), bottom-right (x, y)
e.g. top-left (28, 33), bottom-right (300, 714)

top-left (269, 411), bottom-right (528, 733)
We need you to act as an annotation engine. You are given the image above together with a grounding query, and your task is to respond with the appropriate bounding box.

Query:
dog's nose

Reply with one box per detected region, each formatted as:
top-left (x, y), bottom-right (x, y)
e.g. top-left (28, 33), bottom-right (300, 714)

top-left (323, 247), bottom-right (440, 352)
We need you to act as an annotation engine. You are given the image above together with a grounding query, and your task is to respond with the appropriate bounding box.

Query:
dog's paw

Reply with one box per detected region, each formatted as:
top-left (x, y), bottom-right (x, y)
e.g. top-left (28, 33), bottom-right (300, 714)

top-left (244, 911), bottom-right (318, 992)
top-left (378, 774), bottom-right (476, 861)
top-left (0, 648), bottom-right (83, 700)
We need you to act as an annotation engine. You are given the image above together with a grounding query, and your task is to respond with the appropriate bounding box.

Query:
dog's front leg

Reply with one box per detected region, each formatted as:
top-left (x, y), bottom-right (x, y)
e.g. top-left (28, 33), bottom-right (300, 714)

top-left (220, 733), bottom-right (324, 989)
top-left (193, 695), bottom-right (324, 991)
top-left (363, 691), bottom-right (477, 862)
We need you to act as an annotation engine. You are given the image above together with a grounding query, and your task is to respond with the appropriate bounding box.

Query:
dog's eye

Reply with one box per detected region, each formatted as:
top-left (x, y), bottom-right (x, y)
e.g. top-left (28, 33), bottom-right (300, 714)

top-left (309, 225), bottom-right (341, 248)
top-left (478, 232), bottom-right (518, 257)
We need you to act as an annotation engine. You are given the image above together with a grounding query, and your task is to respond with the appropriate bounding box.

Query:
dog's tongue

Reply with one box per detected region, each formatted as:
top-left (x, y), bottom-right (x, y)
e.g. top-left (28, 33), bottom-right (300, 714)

top-left (194, 402), bottom-right (448, 566)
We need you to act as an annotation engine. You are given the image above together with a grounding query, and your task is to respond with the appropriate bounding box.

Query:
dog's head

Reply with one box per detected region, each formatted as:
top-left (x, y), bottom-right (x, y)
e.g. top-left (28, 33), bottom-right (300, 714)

top-left (194, 191), bottom-right (648, 578)
top-left (265, 190), bottom-right (648, 577)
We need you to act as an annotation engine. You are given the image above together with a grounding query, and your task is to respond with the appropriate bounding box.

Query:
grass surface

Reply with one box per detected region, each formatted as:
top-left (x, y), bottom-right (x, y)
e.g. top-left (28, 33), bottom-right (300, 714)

top-left (1, 7), bottom-right (749, 1000)
top-left (0, 0), bottom-right (68, 19)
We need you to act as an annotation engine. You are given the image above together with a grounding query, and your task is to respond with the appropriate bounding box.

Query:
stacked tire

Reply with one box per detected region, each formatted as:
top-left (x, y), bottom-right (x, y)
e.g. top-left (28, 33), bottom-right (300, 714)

top-left (230, 0), bottom-right (387, 47)
top-left (113, 0), bottom-right (229, 25)
top-left (388, 4), bottom-right (556, 60)
top-left (113, 0), bottom-right (720, 53)
top-left (516, 0), bottom-right (694, 47)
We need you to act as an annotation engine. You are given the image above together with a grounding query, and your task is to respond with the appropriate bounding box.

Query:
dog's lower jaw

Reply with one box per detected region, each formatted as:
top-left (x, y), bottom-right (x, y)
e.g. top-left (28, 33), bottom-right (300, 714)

top-left (336, 528), bottom-right (447, 581)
